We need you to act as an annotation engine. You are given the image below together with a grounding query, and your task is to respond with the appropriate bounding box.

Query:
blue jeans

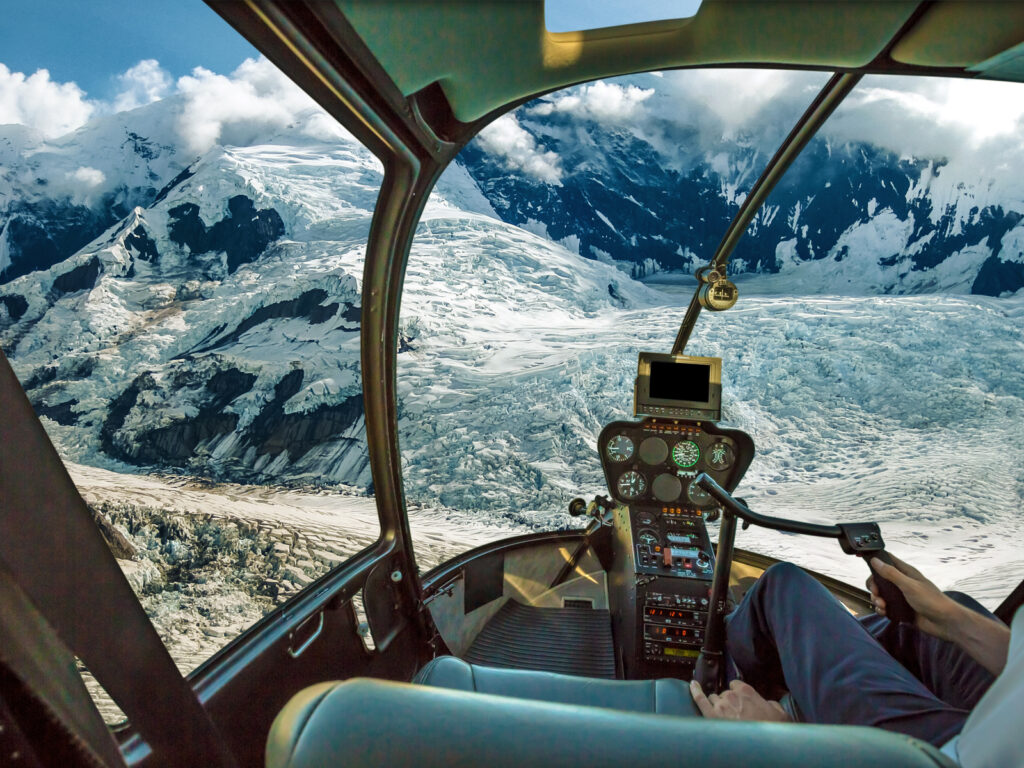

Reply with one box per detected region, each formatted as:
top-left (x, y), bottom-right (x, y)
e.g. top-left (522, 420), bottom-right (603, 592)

top-left (725, 562), bottom-right (998, 746)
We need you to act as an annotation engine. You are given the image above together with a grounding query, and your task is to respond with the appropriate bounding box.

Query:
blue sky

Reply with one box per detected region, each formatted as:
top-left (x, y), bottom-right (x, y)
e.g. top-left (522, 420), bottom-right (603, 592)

top-left (1, 1), bottom-right (704, 100)
top-left (1, 0), bottom-right (259, 100)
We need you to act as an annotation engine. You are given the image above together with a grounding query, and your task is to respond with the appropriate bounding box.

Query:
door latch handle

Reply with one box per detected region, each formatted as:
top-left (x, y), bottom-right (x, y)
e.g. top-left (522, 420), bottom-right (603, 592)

top-left (287, 611), bottom-right (325, 658)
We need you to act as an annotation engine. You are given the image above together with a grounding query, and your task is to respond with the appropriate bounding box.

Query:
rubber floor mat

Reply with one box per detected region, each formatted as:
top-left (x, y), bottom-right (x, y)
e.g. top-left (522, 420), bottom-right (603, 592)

top-left (463, 600), bottom-right (616, 679)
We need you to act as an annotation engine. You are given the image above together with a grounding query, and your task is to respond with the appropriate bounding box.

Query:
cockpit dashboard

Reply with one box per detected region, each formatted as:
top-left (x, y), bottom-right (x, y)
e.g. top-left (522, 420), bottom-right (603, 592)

top-left (598, 353), bottom-right (755, 678)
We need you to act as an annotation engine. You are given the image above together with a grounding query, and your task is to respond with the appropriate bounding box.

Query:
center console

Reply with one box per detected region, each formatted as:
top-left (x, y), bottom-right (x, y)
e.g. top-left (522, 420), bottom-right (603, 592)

top-left (598, 352), bottom-right (754, 679)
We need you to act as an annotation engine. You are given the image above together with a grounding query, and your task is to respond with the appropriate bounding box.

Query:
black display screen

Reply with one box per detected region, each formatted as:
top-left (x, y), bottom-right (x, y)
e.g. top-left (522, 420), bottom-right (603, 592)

top-left (649, 361), bottom-right (710, 403)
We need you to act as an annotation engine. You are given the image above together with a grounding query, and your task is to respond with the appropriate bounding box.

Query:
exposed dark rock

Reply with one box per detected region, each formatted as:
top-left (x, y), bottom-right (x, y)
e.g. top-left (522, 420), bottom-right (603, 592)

top-left (21, 364), bottom-right (57, 390)
top-left (129, 413), bottom-right (240, 464)
top-left (168, 194), bottom-right (285, 274)
top-left (151, 164), bottom-right (196, 206)
top-left (240, 369), bottom-right (363, 461)
top-left (205, 367), bottom-right (258, 412)
top-left (193, 289), bottom-right (339, 353)
top-left (100, 373), bottom-right (154, 457)
top-left (912, 207), bottom-right (1022, 273)
top-left (254, 397), bottom-right (364, 461)
top-left (125, 224), bottom-right (159, 263)
top-left (22, 356), bottom-right (94, 390)
top-left (0, 201), bottom-right (118, 284)
top-left (51, 257), bottom-right (101, 297)
top-left (972, 256), bottom-right (1024, 297)
top-left (33, 398), bottom-right (78, 425)
top-left (0, 294), bottom-right (28, 321)
top-left (123, 131), bottom-right (161, 162)
top-left (341, 304), bottom-right (361, 323)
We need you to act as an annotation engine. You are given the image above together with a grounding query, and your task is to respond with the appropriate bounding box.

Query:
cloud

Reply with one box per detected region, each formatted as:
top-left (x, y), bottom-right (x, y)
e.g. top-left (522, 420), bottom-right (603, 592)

top-left (174, 57), bottom-right (347, 155)
top-left (113, 59), bottom-right (172, 112)
top-left (476, 113), bottom-right (563, 184)
top-left (530, 80), bottom-right (654, 123)
top-left (0, 63), bottom-right (94, 138)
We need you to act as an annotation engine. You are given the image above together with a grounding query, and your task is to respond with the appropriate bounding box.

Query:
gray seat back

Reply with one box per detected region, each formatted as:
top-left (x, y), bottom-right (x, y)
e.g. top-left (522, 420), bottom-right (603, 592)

top-left (267, 678), bottom-right (955, 768)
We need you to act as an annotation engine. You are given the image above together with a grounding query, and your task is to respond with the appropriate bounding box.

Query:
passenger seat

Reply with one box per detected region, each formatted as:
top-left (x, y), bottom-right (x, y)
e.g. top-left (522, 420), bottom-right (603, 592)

top-left (413, 655), bottom-right (700, 716)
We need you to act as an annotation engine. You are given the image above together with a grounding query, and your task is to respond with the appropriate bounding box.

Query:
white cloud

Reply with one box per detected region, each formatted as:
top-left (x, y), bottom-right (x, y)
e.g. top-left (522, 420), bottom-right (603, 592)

top-left (0, 63), bottom-right (94, 138)
top-left (175, 57), bottom-right (347, 155)
top-left (113, 59), bottom-right (172, 112)
top-left (476, 113), bottom-right (563, 184)
top-left (531, 80), bottom-right (654, 123)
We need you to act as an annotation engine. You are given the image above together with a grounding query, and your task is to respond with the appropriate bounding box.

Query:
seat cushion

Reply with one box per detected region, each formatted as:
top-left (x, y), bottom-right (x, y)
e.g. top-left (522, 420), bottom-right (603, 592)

top-left (413, 655), bottom-right (700, 717)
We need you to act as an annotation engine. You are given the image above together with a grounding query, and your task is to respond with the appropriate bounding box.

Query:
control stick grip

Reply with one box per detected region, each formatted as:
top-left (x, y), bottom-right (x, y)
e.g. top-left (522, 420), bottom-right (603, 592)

top-left (867, 551), bottom-right (916, 625)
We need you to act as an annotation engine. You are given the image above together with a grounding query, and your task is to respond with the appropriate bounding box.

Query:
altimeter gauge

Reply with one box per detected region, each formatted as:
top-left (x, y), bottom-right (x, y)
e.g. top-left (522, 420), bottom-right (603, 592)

top-left (707, 441), bottom-right (735, 471)
top-left (671, 440), bottom-right (700, 468)
top-left (606, 435), bottom-right (634, 462)
top-left (617, 471), bottom-right (647, 500)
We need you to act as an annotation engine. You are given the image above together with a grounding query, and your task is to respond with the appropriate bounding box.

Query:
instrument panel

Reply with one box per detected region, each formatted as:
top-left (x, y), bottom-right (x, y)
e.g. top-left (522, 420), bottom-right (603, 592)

top-left (601, 418), bottom-right (755, 678)
top-left (598, 419), bottom-right (751, 508)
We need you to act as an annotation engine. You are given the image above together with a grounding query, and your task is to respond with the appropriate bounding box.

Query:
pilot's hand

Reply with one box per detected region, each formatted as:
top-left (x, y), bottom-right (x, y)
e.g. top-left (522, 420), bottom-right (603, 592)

top-left (867, 553), bottom-right (957, 640)
top-left (689, 679), bottom-right (792, 722)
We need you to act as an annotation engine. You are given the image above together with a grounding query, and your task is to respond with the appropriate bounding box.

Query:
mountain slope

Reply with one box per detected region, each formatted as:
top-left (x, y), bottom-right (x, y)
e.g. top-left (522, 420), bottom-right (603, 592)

top-left (457, 74), bottom-right (1024, 297)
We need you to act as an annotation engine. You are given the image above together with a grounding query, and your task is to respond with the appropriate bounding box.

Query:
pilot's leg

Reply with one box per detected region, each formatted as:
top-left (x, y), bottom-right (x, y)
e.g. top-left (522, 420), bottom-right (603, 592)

top-left (725, 562), bottom-right (967, 746)
top-left (859, 591), bottom-right (998, 710)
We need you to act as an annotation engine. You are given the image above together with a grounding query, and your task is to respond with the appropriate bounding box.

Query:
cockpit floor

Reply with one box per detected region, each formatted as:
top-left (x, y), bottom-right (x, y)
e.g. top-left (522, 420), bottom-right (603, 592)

top-left (463, 600), bottom-right (616, 679)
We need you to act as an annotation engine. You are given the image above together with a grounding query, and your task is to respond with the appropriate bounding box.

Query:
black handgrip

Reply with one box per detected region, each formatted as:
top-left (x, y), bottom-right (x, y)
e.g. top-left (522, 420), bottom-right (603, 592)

top-left (867, 551), bottom-right (916, 625)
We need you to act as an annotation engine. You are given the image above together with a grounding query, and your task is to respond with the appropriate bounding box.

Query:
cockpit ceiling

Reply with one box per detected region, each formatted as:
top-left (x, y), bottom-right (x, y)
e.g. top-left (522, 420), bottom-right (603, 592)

top-left (331, 0), bottom-right (1024, 123)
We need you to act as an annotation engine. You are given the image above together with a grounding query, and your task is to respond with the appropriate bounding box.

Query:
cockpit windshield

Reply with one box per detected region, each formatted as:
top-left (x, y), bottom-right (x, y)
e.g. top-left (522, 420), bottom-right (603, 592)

top-left (401, 70), bottom-right (1024, 602)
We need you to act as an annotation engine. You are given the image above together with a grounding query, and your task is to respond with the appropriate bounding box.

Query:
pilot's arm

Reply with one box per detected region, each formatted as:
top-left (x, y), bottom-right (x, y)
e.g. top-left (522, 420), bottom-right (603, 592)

top-left (868, 555), bottom-right (1010, 676)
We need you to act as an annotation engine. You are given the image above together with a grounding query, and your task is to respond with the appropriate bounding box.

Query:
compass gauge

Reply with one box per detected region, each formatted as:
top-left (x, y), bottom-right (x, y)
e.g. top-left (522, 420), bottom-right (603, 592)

top-left (606, 435), bottom-right (634, 462)
top-left (616, 471), bottom-right (647, 500)
top-left (671, 440), bottom-right (700, 469)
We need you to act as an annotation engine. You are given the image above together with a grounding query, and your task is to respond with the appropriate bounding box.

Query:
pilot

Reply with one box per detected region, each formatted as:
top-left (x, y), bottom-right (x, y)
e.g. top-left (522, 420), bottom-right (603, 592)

top-left (689, 555), bottom-right (1020, 767)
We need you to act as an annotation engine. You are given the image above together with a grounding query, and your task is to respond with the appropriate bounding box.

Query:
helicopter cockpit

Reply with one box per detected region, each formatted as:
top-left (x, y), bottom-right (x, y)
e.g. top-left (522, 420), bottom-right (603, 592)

top-left (2, 3), bottom-right (1023, 768)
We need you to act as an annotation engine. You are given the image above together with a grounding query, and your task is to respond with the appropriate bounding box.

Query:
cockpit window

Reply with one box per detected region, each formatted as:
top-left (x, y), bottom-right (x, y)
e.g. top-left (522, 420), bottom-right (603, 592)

top-left (545, 0), bottom-right (703, 33)
top-left (1, 7), bottom-right (382, 723)
top-left (401, 70), bottom-right (1024, 605)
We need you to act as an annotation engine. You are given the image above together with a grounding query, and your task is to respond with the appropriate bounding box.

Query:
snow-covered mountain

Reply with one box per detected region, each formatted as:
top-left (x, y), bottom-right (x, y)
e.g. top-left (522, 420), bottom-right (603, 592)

top-left (2, 67), bottom-right (1023, 499)
top-left (462, 73), bottom-right (1024, 297)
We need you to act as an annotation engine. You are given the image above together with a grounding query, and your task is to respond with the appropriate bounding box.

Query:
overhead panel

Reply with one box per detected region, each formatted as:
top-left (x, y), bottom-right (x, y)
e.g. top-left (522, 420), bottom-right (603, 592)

top-left (337, 0), bottom-right (918, 123)
top-left (890, 1), bottom-right (1024, 73)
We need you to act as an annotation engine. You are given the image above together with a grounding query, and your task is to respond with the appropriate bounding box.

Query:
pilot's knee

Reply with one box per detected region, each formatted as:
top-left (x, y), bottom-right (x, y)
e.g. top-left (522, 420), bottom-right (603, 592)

top-left (761, 561), bottom-right (807, 586)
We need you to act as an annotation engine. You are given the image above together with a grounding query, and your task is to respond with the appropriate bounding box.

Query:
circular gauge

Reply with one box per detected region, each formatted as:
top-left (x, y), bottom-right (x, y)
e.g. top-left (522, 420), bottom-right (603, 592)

top-left (605, 434), bottom-right (634, 462)
top-left (672, 440), bottom-right (701, 468)
top-left (707, 441), bottom-right (735, 471)
top-left (616, 471), bottom-right (647, 500)
top-left (687, 479), bottom-right (713, 507)
top-left (639, 437), bottom-right (669, 465)
top-left (637, 530), bottom-right (658, 547)
top-left (637, 511), bottom-right (656, 526)
top-left (652, 473), bottom-right (683, 502)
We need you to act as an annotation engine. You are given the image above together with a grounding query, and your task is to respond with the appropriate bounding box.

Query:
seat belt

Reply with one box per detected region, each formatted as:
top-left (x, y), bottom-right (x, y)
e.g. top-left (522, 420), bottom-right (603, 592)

top-left (996, 577), bottom-right (1024, 624)
top-left (0, 351), bottom-right (236, 767)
